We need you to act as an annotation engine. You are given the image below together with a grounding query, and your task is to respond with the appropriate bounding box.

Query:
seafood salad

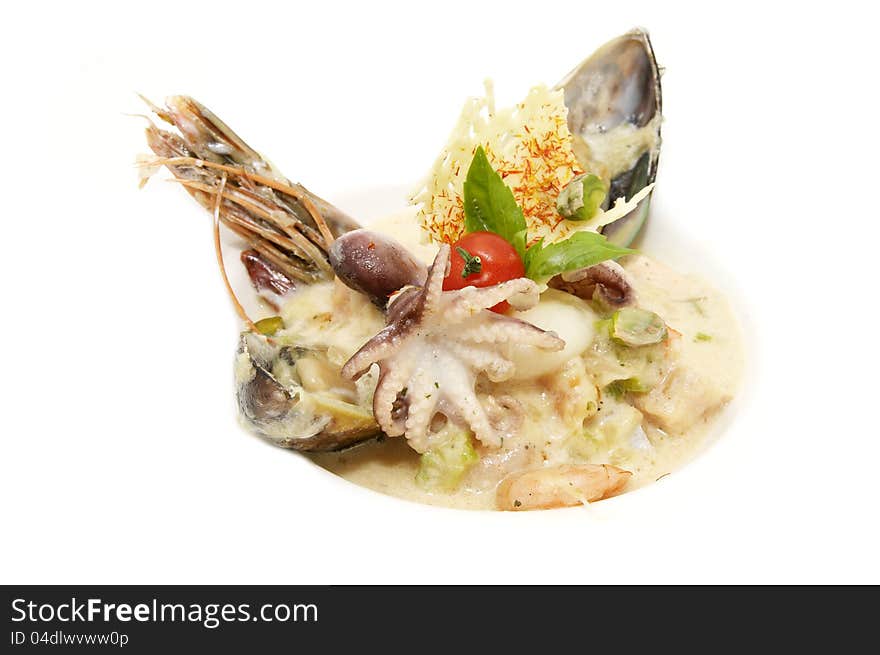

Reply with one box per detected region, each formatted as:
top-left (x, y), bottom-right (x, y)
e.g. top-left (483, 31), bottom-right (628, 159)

top-left (139, 29), bottom-right (743, 511)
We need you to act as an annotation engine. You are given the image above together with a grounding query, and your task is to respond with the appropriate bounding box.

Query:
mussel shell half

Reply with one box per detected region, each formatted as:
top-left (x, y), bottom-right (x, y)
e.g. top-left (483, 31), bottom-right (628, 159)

top-left (558, 28), bottom-right (662, 246)
top-left (236, 332), bottom-right (380, 452)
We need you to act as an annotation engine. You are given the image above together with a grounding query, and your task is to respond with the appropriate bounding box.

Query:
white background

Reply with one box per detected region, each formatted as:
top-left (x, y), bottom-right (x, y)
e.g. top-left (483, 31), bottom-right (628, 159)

top-left (1, 0), bottom-right (878, 583)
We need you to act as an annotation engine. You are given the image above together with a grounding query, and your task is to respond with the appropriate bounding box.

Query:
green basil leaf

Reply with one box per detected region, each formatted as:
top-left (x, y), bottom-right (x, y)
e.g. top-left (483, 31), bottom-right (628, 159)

top-left (462, 146), bottom-right (527, 243)
top-left (525, 231), bottom-right (636, 282)
top-left (523, 237), bottom-right (544, 274)
top-left (511, 228), bottom-right (528, 261)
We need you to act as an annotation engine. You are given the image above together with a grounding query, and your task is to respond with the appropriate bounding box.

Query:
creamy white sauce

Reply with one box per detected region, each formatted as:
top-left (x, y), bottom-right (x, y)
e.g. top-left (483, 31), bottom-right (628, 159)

top-left (308, 211), bottom-right (744, 511)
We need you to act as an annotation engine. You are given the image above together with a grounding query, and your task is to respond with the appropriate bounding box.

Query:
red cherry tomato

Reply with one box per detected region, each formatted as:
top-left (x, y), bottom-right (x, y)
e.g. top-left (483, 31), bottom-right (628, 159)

top-left (443, 231), bottom-right (526, 313)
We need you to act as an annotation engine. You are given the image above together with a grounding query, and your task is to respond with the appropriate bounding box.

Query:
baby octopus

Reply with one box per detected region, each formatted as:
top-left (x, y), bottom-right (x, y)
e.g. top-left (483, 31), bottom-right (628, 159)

top-left (341, 244), bottom-right (564, 453)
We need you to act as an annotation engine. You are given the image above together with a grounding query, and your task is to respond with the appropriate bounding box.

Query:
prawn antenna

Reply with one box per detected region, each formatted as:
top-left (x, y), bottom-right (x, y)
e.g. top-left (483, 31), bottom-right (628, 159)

top-left (211, 172), bottom-right (258, 332)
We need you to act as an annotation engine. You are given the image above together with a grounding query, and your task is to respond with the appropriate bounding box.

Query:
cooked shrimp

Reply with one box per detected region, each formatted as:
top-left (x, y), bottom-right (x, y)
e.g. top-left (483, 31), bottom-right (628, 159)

top-left (496, 464), bottom-right (631, 511)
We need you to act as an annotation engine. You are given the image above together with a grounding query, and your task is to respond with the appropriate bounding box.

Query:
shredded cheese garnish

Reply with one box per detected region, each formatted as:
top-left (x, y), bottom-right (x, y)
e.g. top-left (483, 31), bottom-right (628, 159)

top-left (409, 82), bottom-right (583, 245)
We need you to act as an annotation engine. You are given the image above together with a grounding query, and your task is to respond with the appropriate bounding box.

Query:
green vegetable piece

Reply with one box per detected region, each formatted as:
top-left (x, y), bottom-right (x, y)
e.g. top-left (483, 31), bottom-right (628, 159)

top-left (611, 307), bottom-right (667, 346)
top-left (524, 231), bottom-right (635, 283)
top-left (594, 317), bottom-right (613, 336)
top-left (511, 228), bottom-right (528, 261)
top-left (254, 316), bottom-right (284, 336)
top-left (694, 332), bottom-right (713, 342)
top-left (604, 377), bottom-right (652, 399)
top-left (415, 430), bottom-right (479, 492)
top-left (556, 173), bottom-right (608, 221)
top-left (462, 146), bottom-right (527, 243)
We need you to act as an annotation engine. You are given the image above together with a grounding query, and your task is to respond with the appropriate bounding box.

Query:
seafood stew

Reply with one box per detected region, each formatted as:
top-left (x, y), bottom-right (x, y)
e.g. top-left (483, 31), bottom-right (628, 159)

top-left (140, 29), bottom-right (743, 511)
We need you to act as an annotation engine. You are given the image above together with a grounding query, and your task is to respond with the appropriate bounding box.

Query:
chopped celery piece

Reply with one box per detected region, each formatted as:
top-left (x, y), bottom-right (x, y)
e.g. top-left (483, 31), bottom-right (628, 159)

top-left (556, 173), bottom-right (608, 221)
top-left (415, 430), bottom-right (479, 492)
top-left (604, 377), bottom-right (651, 399)
top-left (611, 307), bottom-right (667, 346)
top-left (254, 316), bottom-right (284, 336)
top-left (594, 317), bottom-right (613, 336)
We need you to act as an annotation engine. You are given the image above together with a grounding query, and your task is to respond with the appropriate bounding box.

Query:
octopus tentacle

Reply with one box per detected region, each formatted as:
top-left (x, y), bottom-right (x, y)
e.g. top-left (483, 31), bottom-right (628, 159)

top-left (420, 244), bottom-right (450, 318)
top-left (446, 385), bottom-right (499, 448)
top-left (445, 341), bottom-right (514, 382)
top-left (342, 326), bottom-right (409, 379)
top-left (446, 278), bottom-right (541, 320)
top-left (386, 286), bottom-right (421, 323)
top-left (456, 315), bottom-right (565, 350)
top-left (372, 356), bottom-right (417, 436)
top-left (402, 365), bottom-right (441, 449)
